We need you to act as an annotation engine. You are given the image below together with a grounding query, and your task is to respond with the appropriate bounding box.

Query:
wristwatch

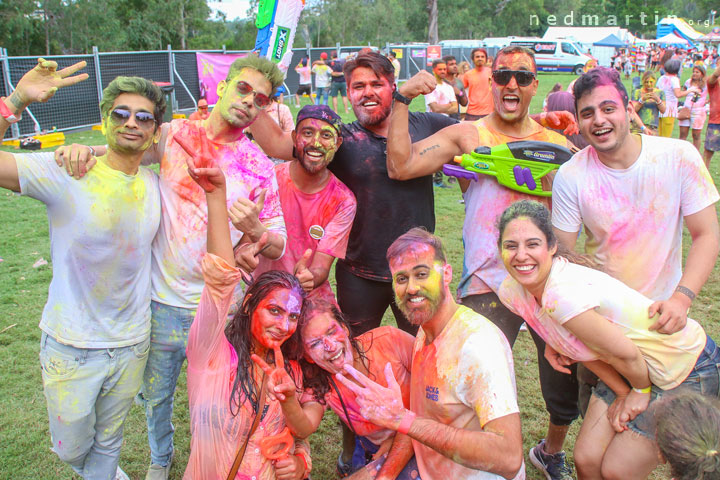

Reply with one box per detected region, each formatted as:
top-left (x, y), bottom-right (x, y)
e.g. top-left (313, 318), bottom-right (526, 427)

top-left (0, 97), bottom-right (21, 124)
top-left (392, 90), bottom-right (412, 105)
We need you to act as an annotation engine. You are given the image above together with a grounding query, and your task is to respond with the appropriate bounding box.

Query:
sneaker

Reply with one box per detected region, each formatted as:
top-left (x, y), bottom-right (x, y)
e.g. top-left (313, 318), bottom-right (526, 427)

top-left (336, 453), bottom-right (354, 478)
top-left (145, 453), bottom-right (174, 480)
top-left (116, 467), bottom-right (130, 480)
top-left (528, 439), bottom-right (574, 480)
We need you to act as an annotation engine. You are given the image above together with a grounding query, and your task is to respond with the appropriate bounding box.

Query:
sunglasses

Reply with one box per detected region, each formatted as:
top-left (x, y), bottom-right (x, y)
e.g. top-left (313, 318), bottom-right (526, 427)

top-left (491, 70), bottom-right (536, 87)
top-left (110, 108), bottom-right (157, 128)
top-left (236, 81), bottom-right (271, 109)
top-left (198, 105), bottom-right (208, 110)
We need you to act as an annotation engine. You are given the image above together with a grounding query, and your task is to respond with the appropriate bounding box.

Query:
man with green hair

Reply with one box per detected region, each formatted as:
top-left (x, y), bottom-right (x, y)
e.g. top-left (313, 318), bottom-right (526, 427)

top-left (0, 60), bottom-right (160, 479)
top-left (56, 55), bottom-right (288, 480)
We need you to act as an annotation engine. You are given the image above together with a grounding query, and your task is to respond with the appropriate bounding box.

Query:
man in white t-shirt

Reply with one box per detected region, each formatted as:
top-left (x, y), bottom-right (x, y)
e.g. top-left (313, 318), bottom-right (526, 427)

top-left (424, 60), bottom-right (457, 116)
top-left (55, 56), bottom-right (288, 480)
top-left (0, 60), bottom-right (163, 480)
top-left (554, 66), bottom-right (719, 333)
top-left (336, 228), bottom-right (524, 480)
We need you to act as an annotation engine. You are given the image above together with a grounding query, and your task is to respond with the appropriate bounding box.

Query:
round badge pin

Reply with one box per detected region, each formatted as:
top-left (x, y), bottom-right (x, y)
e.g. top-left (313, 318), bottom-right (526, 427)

top-left (309, 225), bottom-right (325, 240)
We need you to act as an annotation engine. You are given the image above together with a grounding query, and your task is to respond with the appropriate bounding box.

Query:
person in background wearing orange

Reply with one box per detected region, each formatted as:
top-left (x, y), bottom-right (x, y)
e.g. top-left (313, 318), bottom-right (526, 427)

top-left (188, 98), bottom-right (210, 121)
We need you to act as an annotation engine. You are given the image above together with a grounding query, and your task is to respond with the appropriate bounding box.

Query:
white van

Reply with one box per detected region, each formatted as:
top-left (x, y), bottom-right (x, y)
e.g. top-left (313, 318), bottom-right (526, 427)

top-left (509, 39), bottom-right (591, 74)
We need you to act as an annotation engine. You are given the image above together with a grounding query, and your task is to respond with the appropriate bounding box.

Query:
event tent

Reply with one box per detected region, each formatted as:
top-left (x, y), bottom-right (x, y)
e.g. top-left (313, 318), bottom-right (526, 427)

top-left (593, 34), bottom-right (627, 48)
top-left (655, 32), bottom-right (691, 45)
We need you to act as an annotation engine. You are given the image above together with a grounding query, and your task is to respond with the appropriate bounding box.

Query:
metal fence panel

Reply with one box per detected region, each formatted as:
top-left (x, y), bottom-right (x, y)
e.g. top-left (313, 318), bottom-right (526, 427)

top-left (0, 44), bottom-right (510, 141)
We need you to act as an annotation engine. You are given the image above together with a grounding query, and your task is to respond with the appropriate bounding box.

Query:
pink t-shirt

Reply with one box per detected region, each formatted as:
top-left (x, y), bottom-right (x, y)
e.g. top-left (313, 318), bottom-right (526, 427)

top-left (411, 306), bottom-right (522, 480)
top-left (708, 80), bottom-right (720, 124)
top-left (552, 135), bottom-right (719, 301)
top-left (657, 75), bottom-right (680, 116)
top-left (255, 162), bottom-right (356, 301)
top-left (499, 257), bottom-right (706, 389)
top-left (184, 254), bottom-right (312, 479)
top-left (151, 119), bottom-right (286, 308)
top-left (458, 119), bottom-right (568, 299)
top-left (324, 326), bottom-right (414, 445)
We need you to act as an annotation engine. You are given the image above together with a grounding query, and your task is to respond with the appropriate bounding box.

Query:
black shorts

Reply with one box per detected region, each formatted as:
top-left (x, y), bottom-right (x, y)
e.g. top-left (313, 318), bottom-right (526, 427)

top-left (296, 84), bottom-right (311, 96)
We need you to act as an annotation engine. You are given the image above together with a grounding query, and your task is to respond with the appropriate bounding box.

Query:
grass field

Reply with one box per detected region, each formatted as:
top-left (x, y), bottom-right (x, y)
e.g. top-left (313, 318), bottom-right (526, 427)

top-left (1, 71), bottom-right (718, 479)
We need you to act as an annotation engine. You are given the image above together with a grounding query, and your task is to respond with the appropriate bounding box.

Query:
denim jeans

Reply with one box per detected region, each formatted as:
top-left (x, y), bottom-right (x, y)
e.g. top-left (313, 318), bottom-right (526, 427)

top-left (315, 86), bottom-right (329, 105)
top-left (138, 301), bottom-right (196, 466)
top-left (40, 332), bottom-right (150, 480)
top-left (594, 335), bottom-right (720, 439)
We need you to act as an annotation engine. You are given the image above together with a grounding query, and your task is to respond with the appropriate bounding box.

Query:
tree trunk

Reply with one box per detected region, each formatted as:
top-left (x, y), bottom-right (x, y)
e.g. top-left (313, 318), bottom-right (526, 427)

top-left (427, 0), bottom-right (438, 44)
top-left (179, 1), bottom-right (187, 50)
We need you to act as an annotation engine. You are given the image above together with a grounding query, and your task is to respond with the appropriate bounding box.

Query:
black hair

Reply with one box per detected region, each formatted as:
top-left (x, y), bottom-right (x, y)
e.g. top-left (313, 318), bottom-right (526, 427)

top-left (572, 67), bottom-right (629, 113)
top-left (225, 270), bottom-right (306, 415)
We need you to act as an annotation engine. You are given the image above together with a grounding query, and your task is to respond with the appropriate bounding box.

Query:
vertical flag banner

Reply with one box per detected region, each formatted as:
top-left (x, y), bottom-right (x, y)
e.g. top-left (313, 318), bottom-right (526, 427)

top-left (196, 52), bottom-right (248, 104)
top-left (254, 0), bottom-right (305, 75)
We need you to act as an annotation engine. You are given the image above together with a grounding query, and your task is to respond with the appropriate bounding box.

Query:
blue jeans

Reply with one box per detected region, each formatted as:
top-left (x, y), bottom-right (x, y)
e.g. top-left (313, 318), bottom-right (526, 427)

top-left (138, 301), bottom-right (196, 466)
top-left (355, 436), bottom-right (421, 479)
top-left (594, 335), bottom-right (720, 439)
top-left (315, 86), bottom-right (329, 105)
top-left (40, 332), bottom-right (149, 479)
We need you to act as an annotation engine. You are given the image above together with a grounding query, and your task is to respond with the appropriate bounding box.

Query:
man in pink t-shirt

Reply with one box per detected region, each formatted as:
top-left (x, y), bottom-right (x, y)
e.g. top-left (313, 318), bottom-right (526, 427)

top-left (463, 48), bottom-right (493, 121)
top-left (256, 105), bottom-right (357, 302)
top-left (704, 66), bottom-right (720, 168)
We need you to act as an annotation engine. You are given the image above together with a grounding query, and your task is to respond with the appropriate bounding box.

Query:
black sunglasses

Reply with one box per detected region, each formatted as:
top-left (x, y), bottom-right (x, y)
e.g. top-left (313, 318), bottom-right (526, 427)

top-left (110, 108), bottom-right (157, 128)
top-left (236, 81), bottom-right (272, 109)
top-left (491, 70), bottom-right (536, 87)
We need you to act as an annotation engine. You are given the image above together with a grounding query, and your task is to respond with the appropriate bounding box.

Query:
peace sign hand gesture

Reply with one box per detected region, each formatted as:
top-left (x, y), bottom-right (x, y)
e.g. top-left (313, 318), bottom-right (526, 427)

top-left (335, 362), bottom-right (406, 430)
top-left (251, 346), bottom-right (297, 403)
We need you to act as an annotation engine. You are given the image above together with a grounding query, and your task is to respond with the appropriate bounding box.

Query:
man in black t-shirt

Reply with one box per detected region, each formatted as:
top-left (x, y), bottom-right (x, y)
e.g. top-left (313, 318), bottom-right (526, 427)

top-left (329, 50), bottom-right (350, 114)
top-left (252, 52), bottom-right (455, 336)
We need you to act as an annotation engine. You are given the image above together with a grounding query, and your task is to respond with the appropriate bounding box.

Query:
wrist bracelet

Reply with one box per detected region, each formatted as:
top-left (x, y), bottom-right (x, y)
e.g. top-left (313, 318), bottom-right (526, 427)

top-left (675, 285), bottom-right (696, 302)
top-left (397, 410), bottom-right (416, 435)
top-left (632, 386), bottom-right (652, 394)
top-left (294, 452), bottom-right (309, 474)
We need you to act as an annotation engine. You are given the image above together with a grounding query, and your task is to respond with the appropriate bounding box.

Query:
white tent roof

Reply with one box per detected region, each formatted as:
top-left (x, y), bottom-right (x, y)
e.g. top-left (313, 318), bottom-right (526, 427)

top-left (655, 32), bottom-right (690, 45)
top-left (543, 26), bottom-right (632, 44)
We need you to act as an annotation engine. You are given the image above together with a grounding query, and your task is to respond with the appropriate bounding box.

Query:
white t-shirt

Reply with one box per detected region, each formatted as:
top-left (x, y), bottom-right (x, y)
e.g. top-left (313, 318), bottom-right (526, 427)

top-left (312, 64), bottom-right (332, 88)
top-left (657, 75), bottom-right (680, 116)
top-left (151, 119), bottom-right (286, 308)
top-left (424, 81), bottom-right (456, 115)
top-left (499, 257), bottom-right (706, 389)
top-left (16, 152), bottom-right (160, 348)
top-left (552, 135), bottom-right (718, 301)
top-left (411, 305), bottom-right (523, 480)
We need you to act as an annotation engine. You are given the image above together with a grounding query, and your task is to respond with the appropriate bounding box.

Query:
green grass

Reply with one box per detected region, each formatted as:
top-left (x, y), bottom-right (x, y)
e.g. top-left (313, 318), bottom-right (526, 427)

top-left (1, 71), bottom-right (718, 479)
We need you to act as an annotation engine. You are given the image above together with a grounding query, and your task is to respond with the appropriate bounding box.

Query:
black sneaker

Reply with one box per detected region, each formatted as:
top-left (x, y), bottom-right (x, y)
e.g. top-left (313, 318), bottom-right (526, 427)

top-left (528, 439), bottom-right (574, 480)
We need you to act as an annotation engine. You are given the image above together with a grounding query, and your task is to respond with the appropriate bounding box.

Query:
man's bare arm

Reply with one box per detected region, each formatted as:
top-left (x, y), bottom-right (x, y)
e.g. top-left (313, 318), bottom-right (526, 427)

top-left (251, 109), bottom-right (295, 160)
top-left (553, 227), bottom-right (579, 251)
top-left (407, 414), bottom-right (523, 478)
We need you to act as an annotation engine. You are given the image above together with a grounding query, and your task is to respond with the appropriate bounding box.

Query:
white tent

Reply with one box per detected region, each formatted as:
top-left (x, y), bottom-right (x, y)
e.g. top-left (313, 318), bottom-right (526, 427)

top-left (655, 32), bottom-right (691, 45)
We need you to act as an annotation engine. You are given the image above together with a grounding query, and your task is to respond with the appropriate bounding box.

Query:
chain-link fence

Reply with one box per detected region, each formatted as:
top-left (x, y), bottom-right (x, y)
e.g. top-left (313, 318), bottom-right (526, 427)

top-left (1, 44), bottom-right (496, 140)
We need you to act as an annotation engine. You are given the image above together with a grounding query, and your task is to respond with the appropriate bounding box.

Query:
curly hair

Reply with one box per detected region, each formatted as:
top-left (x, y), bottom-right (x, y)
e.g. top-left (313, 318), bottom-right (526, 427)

top-left (655, 391), bottom-right (720, 480)
top-left (225, 270), bottom-right (306, 416)
top-left (294, 298), bottom-right (370, 404)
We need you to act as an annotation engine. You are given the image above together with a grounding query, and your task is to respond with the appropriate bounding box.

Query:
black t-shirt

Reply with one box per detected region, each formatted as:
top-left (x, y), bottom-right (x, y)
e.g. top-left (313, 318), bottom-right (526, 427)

top-left (328, 112), bottom-right (457, 281)
top-left (330, 59), bottom-right (345, 83)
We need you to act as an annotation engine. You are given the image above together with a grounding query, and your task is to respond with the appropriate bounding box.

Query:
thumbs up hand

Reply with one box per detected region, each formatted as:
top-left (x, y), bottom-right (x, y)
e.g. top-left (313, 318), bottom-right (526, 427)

top-left (229, 188), bottom-right (267, 240)
top-left (293, 249), bottom-right (314, 292)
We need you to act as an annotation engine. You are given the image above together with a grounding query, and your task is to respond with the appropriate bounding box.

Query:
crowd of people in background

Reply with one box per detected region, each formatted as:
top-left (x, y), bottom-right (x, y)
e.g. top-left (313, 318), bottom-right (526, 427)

top-left (2, 42), bottom-right (720, 480)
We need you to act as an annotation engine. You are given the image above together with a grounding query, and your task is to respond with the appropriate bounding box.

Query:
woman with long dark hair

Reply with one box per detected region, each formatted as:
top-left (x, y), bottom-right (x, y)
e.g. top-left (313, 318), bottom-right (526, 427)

top-left (182, 162), bottom-right (322, 479)
top-left (678, 65), bottom-right (708, 151)
top-left (496, 200), bottom-right (719, 479)
top-left (295, 298), bottom-right (420, 478)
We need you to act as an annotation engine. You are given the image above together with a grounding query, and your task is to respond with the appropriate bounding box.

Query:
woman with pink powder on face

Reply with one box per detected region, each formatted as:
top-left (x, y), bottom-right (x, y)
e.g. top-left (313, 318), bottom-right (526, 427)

top-left (294, 299), bottom-right (420, 479)
top-left (181, 160), bottom-right (324, 479)
top-left (497, 200), bottom-right (719, 480)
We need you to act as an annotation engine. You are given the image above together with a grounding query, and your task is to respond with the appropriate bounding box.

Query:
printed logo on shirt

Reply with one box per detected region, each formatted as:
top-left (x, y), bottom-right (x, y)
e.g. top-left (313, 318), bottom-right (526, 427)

top-left (425, 385), bottom-right (439, 401)
top-left (309, 225), bottom-right (325, 240)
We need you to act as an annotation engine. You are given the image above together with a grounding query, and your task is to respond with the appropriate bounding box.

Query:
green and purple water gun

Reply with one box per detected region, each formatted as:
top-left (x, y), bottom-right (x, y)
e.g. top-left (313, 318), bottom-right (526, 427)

top-left (442, 140), bottom-right (573, 197)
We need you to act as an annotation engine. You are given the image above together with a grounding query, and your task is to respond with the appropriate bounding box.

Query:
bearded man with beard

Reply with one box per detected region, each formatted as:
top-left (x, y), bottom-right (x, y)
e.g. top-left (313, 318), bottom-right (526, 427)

top-left (254, 105), bottom-right (357, 303)
top-left (335, 227), bottom-right (524, 480)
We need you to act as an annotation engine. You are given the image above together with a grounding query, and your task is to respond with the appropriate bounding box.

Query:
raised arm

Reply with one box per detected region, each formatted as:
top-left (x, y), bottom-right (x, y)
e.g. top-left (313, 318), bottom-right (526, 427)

top-left (251, 109), bottom-right (295, 160)
top-left (1, 58), bottom-right (88, 190)
top-left (387, 71), bottom-right (475, 180)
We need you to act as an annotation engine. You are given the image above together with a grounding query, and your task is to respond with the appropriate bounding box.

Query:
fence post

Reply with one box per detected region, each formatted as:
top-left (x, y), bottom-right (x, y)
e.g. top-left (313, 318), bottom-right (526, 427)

top-left (92, 46), bottom-right (103, 106)
top-left (1, 48), bottom-right (20, 139)
top-left (167, 45), bottom-right (177, 113)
